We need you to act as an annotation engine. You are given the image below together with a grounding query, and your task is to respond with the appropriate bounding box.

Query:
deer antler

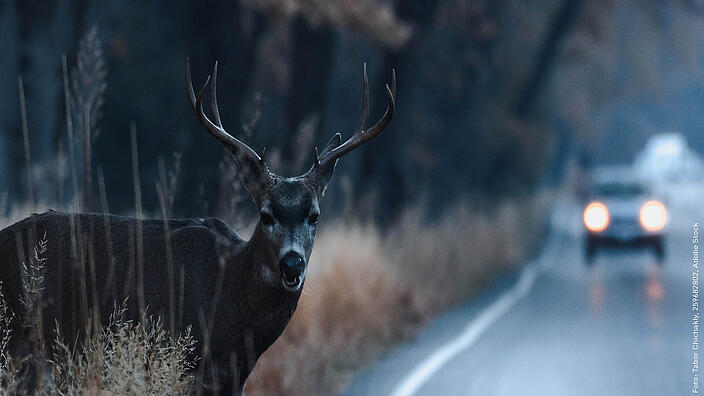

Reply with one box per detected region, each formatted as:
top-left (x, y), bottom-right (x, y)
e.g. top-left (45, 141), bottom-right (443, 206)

top-left (315, 63), bottom-right (396, 170)
top-left (186, 58), bottom-right (264, 166)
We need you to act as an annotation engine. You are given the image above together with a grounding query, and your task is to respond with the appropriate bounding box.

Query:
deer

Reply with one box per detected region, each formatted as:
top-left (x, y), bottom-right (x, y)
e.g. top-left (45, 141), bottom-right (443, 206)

top-left (0, 59), bottom-right (396, 395)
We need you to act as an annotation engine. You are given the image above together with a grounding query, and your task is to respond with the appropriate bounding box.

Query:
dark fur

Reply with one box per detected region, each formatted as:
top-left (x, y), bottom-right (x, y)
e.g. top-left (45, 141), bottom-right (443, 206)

top-left (0, 210), bottom-right (300, 394)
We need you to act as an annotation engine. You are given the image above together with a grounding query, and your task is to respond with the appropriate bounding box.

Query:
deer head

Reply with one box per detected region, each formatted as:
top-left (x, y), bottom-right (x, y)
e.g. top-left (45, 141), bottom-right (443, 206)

top-left (186, 59), bottom-right (396, 292)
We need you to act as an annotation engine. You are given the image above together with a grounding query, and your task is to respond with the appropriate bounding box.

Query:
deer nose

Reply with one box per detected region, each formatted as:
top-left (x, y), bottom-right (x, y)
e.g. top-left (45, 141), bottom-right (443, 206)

top-left (279, 252), bottom-right (305, 279)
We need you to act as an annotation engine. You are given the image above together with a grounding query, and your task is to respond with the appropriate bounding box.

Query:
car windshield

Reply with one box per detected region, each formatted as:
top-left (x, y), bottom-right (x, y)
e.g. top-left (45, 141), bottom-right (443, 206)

top-left (593, 182), bottom-right (645, 197)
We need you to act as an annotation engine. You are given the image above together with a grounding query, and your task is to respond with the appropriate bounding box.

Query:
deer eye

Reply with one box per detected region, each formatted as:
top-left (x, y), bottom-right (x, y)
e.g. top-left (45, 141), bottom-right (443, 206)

top-left (308, 213), bottom-right (319, 226)
top-left (260, 212), bottom-right (275, 227)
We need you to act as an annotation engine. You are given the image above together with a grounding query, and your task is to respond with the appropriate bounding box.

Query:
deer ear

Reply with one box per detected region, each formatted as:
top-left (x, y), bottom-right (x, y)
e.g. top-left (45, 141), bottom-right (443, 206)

top-left (319, 133), bottom-right (342, 159)
top-left (312, 133), bottom-right (342, 196)
top-left (232, 152), bottom-right (271, 204)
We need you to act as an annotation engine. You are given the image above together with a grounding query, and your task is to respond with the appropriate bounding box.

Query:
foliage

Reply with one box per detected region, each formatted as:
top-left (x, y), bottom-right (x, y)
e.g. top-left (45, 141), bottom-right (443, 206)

top-left (240, 0), bottom-right (412, 48)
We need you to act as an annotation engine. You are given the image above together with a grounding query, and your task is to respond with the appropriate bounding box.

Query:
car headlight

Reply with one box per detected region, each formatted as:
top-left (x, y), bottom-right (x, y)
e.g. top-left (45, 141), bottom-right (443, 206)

top-left (640, 200), bottom-right (666, 231)
top-left (584, 202), bottom-right (609, 232)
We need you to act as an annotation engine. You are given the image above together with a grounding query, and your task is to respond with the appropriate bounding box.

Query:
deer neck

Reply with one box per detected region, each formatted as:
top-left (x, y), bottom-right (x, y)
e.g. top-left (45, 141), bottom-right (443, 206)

top-left (239, 223), bottom-right (279, 286)
top-left (225, 223), bottom-right (301, 350)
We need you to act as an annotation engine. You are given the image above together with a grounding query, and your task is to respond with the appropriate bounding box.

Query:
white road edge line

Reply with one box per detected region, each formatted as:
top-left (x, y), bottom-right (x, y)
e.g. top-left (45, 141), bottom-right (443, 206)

top-left (389, 265), bottom-right (538, 396)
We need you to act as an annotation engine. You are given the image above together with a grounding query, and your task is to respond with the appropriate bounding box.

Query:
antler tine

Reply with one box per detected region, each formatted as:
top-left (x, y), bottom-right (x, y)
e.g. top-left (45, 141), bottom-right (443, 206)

top-left (211, 61), bottom-right (223, 128)
top-left (186, 57), bottom-right (198, 109)
top-left (186, 58), bottom-right (262, 162)
top-left (317, 66), bottom-right (396, 169)
top-left (195, 75), bottom-right (211, 124)
top-left (391, 68), bottom-right (396, 98)
top-left (186, 57), bottom-right (214, 131)
top-left (353, 63), bottom-right (369, 135)
top-left (364, 74), bottom-right (395, 137)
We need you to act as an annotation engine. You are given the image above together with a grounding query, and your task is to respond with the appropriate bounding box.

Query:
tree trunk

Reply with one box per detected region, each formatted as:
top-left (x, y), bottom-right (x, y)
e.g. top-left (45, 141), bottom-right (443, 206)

top-left (513, 0), bottom-right (584, 118)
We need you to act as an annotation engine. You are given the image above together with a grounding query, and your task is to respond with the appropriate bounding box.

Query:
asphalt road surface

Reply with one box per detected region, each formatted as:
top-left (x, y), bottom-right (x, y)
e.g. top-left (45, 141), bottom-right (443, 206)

top-left (344, 196), bottom-right (696, 396)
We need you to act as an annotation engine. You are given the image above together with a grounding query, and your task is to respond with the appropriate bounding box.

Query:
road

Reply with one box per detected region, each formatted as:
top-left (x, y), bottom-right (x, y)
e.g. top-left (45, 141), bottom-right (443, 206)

top-left (343, 197), bottom-right (696, 396)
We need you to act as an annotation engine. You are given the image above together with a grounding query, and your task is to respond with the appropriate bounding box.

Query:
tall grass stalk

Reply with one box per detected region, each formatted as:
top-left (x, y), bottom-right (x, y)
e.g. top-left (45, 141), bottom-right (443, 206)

top-left (57, 140), bottom-right (64, 207)
top-left (17, 76), bottom-right (34, 207)
top-left (61, 54), bottom-right (79, 212)
top-left (131, 123), bottom-right (146, 313)
top-left (98, 168), bottom-right (117, 306)
top-left (156, 158), bottom-right (176, 336)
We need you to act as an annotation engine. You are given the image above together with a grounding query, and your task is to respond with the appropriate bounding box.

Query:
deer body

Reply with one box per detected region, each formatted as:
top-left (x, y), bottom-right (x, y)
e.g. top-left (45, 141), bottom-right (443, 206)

top-left (0, 60), bottom-right (395, 394)
top-left (0, 210), bottom-right (300, 393)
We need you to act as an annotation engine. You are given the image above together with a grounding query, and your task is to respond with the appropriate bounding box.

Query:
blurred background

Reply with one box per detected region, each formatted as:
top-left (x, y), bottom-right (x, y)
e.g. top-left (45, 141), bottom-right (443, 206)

top-left (2, 0), bottom-right (704, 218)
top-left (6, 0), bottom-right (704, 220)
top-left (1, 0), bottom-right (704, 395)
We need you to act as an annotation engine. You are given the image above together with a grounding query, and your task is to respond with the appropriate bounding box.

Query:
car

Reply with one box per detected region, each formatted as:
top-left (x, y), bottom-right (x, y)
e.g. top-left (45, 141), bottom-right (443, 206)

top-left (583, 166), bottom-right (667, 264)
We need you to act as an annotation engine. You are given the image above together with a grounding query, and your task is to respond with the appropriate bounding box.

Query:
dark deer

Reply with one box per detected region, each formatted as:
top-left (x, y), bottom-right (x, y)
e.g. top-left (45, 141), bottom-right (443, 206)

top-left (0, 59), bottom-right (395, 394)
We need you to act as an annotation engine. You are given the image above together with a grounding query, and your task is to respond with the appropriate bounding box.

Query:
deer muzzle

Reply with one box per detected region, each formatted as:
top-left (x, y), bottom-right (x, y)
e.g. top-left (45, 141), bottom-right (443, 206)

top-left (279, 251), bottom-right (306, 291)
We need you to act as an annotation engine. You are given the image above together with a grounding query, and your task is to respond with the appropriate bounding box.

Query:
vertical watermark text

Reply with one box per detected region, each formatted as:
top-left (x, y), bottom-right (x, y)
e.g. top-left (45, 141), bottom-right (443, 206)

top-left (693, 222), bottom-right (700, 393)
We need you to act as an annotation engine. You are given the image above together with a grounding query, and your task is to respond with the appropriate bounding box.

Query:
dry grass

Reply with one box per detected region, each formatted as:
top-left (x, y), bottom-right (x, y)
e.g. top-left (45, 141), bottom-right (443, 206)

top-left (246, 198), bottom-right (545, 396)
top-left (247, 223), bottom-right (413, 395)
top-left (0, 234), bottom-right (198, 395)
top-left (0, 196), bottom-right (545, 395)
top-left (50, 303), bottom-right (197, 395)
top-left (0, 282), bottom-right (23, 393)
